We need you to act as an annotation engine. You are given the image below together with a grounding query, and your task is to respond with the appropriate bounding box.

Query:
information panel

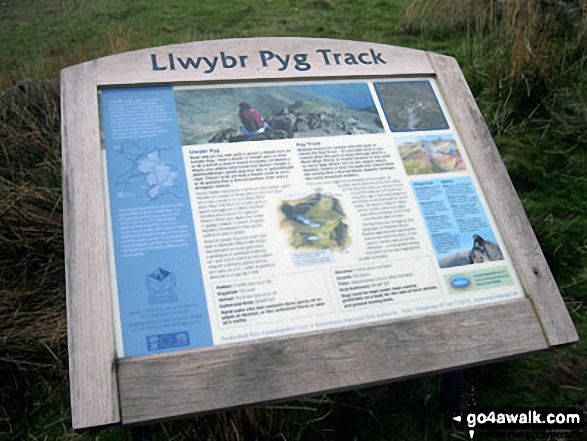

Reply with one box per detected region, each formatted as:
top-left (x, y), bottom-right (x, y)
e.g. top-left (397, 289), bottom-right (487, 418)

top-left (63, 38), bottom-right (578, 429)
top-left (100, 78), bottom-right (524, 357)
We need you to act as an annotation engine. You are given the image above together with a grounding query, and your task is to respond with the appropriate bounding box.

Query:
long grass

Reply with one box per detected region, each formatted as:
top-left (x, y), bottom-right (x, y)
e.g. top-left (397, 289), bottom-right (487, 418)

top-left (0, 80), bottom-right (71, 439)
top-left (1, 1), bottom-right (586, 440)
top-left (401, 0), bottom-right (587, 135)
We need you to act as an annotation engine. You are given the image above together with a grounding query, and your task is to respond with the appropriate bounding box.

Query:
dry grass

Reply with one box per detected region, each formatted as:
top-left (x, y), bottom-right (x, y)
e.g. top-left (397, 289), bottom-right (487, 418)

top-left (400, 0), bottom-right (587, 135)
top-left (0, 80), bottom-right (69, 439)
top-left (108, 27), bottom-right (133, 55)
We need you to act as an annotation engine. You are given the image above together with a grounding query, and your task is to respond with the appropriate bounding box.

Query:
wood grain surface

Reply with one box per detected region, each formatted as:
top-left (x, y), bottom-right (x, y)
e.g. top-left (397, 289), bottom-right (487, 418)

top-left (427, 52), bottom-right (579, 347)
top-left (95, 37), bottom-right (434, 86)
top-left (61, 38), bottom-right (577, 429)
top-left (118, 298), bottom-right (547, 424)
top-left (61, 61), bottom-right (121, 428)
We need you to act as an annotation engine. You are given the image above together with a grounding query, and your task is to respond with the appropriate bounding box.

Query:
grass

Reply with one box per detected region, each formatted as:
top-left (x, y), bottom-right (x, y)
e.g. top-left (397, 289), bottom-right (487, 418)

top-left (0, 0), bottom-right (410, 88)
top-left (0, 1), bottom-right (585, 440)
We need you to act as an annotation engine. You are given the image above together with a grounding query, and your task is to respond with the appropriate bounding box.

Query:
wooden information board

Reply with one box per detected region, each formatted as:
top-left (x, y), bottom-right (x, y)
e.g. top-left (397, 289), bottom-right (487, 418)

top-left (61, 38), bottom-right (578, 429)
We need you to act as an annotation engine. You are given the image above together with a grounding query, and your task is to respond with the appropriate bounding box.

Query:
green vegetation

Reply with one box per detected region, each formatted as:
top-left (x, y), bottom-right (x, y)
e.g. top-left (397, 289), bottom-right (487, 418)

top-left (1, 1), bottom-right (585, 440)
top-left (0, 0), bottom-right (408, 88)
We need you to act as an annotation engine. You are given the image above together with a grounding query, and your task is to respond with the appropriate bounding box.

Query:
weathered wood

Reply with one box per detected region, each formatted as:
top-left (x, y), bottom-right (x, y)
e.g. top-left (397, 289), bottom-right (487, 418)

top-left (62, 61), bottom-right (121, 428)
top-left (118, 298), bottom-right (547, 424)
top-left (94, 37), bottom-right (434, 86)
top-left (427, 52), bottom-right (579, 347)
top-left (61, 39), bottom-right (578, 430)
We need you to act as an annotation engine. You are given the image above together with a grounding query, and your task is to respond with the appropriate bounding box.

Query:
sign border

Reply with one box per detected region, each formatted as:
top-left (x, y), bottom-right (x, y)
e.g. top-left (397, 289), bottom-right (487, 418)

top-left (61, 37), bottom-right (577, 429)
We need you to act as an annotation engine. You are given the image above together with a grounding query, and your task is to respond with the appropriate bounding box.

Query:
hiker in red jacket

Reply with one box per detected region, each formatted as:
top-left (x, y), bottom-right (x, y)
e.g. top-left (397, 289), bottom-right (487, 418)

top-left (239, 102), bottom-right (268, 135)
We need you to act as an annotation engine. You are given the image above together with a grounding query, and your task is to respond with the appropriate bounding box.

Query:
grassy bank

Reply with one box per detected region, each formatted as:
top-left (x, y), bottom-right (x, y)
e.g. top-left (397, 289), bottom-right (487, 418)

top-left (1, 1), bottom-right (585, 440)
top-left (0, 0), bottom-right (413, 88)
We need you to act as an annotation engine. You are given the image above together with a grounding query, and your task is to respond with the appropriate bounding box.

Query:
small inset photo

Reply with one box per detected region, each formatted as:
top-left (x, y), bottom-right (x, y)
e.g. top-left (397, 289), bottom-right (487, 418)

top-left (374, 81), bottom-right (449, 132)
top-left (438, 233), bottom-right (505, 269)
top-left (395, 134), bottom-right (466, 175)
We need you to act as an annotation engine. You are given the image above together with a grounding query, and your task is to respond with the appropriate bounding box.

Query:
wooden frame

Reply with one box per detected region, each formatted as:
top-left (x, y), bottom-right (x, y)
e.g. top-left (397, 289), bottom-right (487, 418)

top-left (61, 38), bottom-right (577, 429)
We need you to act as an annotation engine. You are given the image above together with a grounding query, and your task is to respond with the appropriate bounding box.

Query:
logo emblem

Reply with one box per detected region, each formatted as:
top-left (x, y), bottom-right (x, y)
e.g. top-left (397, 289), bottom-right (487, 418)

top-left (450, 275), bottom-right (471, 290)
top-left (146, 267), bottom-right (178, 305)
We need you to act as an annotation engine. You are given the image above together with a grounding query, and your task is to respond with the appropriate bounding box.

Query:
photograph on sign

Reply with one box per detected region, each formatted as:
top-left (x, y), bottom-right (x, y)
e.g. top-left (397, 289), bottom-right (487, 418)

top-left (174, 82), bottom-right (384, 144)
top-left (99, 78), bottom-right (525, 358)
top-left (393, 134), bottom-right (466, 175)
top-left (373, 81), bottom-right (449, 132)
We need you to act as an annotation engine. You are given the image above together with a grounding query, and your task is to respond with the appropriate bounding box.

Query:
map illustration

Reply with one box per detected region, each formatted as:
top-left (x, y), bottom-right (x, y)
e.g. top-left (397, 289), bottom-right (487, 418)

top-left (114, 143), bottom-right (179, 200)
top-left (280, 193), bottom-right (351, 251)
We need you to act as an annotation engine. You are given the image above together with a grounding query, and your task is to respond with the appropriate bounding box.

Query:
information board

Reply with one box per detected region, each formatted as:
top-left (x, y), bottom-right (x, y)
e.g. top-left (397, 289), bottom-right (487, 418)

top-left (99, 79), bottom-right (525, 358)
top-left (61, 38), bottom-right (577, 429)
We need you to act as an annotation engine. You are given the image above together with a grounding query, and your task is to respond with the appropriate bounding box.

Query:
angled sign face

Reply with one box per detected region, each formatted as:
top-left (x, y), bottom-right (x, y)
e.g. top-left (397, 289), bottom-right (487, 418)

top-left (61, 37), bottom-right (577, 429)
top-left (100, 78), bottom-right (524, 358)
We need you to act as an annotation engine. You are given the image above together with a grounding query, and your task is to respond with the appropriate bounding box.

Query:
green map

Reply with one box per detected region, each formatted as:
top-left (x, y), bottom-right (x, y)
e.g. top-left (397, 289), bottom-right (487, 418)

top-left (280, 193), bottom-right (350, 251)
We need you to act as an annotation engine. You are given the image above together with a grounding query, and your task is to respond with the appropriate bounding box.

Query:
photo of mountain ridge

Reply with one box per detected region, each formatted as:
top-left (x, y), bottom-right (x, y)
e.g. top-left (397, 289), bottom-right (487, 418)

top-left (174, 82), bottom-right (384, 145)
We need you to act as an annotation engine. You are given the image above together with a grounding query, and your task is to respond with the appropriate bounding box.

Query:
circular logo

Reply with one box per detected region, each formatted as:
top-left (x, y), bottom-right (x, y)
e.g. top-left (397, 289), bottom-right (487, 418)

top-left (450, 275), bottom-right (471, 290)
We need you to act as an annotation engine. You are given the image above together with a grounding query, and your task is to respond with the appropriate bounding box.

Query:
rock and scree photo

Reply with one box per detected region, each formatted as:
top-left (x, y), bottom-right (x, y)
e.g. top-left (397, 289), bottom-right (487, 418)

top-left (374, 81), bottom-right (449, 132)
top-left (174, 82), bottom-right (385, 145)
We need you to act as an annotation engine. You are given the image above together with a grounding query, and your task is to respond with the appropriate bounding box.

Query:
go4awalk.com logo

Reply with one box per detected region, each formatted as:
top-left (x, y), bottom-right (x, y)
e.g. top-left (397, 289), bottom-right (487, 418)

top-left (453, 407), bottom-right (584, 439)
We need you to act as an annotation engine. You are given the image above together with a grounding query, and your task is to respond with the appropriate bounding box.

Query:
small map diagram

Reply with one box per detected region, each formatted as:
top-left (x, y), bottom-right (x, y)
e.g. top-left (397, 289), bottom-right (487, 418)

top-left (114, 142), bottom-right (179, 200)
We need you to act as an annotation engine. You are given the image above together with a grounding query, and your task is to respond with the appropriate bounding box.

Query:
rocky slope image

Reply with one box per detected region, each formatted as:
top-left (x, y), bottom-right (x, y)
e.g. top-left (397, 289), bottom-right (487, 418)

top-left (280, 193), bottom-right (350, 251)
top-left (374, 81), bottom-right (449, 131)
top-left (396, 135), bottom-right (466, 175)
top-left (174, 82), bottom-right (384, 145)
top-left (468, 234), bottom-right (504, 263)
top-left (438, 234), bottom-right (504, 268)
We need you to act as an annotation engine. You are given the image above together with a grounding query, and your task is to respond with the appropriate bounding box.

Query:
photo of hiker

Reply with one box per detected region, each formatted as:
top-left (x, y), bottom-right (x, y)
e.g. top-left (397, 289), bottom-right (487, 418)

top-left (374, 81), bottom-right (449, 132)
top-left (174, 82), bottom-right (384, 145)
top-left (238, 102), bottom-right (268, 136)
top-left (395, 134), bottom-right (466, 175)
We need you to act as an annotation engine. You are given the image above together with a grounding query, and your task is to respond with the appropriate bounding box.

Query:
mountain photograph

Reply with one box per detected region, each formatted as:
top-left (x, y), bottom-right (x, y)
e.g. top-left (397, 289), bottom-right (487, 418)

top-left (174, 82), bottom-right (384, 145)
top-left (396, 134), bottom-right (466, 175)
